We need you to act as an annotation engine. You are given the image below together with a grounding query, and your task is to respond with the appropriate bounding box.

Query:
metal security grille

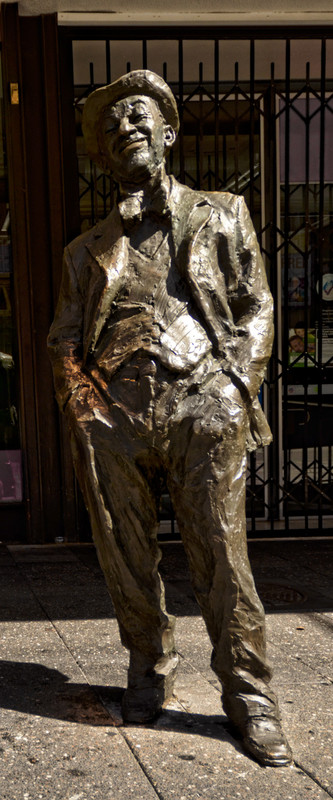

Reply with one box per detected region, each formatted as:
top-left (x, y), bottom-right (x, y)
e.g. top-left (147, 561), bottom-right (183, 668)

top-left (63, 27), bottom-right (333, 537)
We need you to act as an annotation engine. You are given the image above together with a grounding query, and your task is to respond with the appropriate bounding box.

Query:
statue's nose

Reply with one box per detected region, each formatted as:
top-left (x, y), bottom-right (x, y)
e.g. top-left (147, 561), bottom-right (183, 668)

top-left (118, 116), bottom-right (135, 134)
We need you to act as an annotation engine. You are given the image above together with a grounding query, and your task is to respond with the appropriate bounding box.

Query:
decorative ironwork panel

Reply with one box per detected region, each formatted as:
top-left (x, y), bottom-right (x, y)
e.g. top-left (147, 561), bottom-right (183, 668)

top-left (67, 29), bottom-right (333, 537)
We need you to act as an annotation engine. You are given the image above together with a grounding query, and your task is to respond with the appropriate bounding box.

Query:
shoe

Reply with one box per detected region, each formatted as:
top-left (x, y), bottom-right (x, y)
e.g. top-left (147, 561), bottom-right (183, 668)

top-left (223, 692), bottom-right (293, 767)
top-left (241, 714), bottom-right (293, 767)
top-left (122, 685), bottom-right (165, 723)
top-left (122, 652), bottom-right (179, 724)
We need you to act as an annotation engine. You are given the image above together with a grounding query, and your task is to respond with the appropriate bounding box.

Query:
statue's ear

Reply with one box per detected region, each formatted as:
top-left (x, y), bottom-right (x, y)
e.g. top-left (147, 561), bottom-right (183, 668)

top-left (164, 125), bottom-right (176, 151)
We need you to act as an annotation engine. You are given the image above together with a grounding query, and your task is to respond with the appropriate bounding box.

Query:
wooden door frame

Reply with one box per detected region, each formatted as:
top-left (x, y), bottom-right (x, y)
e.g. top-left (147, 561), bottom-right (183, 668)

top-left (1, 3), bottom-right (79, 542)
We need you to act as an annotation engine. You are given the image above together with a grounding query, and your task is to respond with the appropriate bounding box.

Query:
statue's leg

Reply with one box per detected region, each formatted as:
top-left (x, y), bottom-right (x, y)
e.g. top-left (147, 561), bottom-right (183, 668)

top-left (68, 407), bottom-right (178, 722)
top-left (168, 417), bottom-right (272, 701)
top-left (167, 382), bottom-right (292, 764)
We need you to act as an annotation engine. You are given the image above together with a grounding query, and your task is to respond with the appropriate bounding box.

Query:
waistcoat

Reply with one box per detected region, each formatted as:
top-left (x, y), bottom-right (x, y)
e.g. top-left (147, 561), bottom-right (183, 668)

top-left (91, 227), bottom-right (211, 381)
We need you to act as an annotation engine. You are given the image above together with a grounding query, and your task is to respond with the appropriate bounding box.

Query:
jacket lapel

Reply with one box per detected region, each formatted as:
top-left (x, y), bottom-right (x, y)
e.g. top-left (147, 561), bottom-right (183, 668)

top-left (170, 178), bottom-right (234, 354)
top-left (84, 207), bottom-right (129, 357)
top-left (169, 178), bottom-right (212, 261)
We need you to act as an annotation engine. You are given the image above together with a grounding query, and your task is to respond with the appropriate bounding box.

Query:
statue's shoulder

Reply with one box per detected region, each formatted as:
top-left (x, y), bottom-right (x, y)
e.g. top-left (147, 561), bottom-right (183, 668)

top-left (65, 209), bottom-right (116, 264)
top-left (203, 189), bottom-right (240, 214)
top-left (64, 223), bottom-right (98, 264)
top-left (170, 178), bottom-right (240, 217)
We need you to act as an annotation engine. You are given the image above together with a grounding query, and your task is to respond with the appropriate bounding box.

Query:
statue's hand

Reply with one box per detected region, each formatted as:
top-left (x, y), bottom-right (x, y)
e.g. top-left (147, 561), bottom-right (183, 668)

top-left (65, 383), bottom-right (106, 425)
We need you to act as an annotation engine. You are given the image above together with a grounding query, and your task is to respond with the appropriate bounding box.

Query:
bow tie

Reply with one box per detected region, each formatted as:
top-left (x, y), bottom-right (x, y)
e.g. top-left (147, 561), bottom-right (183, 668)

top-left (118, 187), bottom-right (171, 230)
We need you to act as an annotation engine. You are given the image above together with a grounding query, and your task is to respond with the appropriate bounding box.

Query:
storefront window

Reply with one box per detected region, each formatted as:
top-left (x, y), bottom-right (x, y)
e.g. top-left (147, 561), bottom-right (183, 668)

top-left (0, 54), bottom-right (22, 503)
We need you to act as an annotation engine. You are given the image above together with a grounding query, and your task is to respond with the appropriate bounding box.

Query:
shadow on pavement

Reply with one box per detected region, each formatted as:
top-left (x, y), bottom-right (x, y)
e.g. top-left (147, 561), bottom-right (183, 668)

top-left (0, 659), bottom-right (240, 746)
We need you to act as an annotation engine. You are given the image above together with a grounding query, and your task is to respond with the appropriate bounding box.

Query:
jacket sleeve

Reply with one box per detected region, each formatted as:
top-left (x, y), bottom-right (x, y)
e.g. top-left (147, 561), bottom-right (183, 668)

top-left (47, 245), bottom-right (93, 413)
top-left (223, 195), bottom-right (274, 403)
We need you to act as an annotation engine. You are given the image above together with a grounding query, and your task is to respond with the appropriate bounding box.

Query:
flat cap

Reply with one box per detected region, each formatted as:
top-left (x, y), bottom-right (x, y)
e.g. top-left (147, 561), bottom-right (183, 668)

top-left (82, 69), bottom-right (179, 172)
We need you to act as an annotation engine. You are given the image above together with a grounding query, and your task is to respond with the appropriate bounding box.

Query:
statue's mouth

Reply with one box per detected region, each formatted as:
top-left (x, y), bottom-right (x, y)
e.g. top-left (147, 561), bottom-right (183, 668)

top-left (119, 138), bottom-right (146, 154)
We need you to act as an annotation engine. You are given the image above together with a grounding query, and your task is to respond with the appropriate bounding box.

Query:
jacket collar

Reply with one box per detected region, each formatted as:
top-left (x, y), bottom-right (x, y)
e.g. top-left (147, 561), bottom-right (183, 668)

top-left (84, 176), bottom-right (213, 273)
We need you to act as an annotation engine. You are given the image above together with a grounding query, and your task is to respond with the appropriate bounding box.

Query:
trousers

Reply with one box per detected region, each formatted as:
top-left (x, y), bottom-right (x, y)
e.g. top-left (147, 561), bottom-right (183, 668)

top-left (68, 353), bottom-right (277, 725)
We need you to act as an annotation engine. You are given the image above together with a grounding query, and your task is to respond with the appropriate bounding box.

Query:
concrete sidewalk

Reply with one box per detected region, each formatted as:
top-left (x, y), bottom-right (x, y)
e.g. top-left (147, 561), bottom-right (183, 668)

top-left (0, 538), bottom-right (332, 800)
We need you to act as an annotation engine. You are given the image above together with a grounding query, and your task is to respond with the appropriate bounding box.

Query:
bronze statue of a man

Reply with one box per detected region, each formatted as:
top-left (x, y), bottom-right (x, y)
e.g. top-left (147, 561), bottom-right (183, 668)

top-left (48, 70), bottom-right (292, 766)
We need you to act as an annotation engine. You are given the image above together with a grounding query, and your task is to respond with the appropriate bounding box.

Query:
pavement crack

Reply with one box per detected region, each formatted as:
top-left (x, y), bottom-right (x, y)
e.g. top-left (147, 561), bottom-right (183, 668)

top-left (294, 760), bottom-right (333, 798)
top-left (267, 631), bottom-right (333, 685)
top-left (121, 731), bottom-right (166, 799)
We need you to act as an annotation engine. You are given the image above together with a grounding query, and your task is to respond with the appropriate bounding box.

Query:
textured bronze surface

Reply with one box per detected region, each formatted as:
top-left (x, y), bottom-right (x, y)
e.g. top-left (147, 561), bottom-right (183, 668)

top-left (48, 69), bottom-right (291, 765)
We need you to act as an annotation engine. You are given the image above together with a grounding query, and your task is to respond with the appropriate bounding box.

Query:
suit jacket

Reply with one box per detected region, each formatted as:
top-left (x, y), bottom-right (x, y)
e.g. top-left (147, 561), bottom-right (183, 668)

top-left (48, 178), bottom-right (274, 451)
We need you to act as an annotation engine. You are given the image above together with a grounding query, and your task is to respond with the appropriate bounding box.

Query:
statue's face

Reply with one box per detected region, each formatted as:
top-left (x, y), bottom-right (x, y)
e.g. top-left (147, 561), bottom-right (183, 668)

top-left (101, 94), bottom-right (175, 183)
